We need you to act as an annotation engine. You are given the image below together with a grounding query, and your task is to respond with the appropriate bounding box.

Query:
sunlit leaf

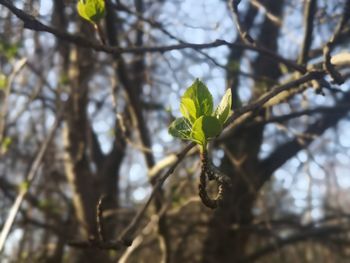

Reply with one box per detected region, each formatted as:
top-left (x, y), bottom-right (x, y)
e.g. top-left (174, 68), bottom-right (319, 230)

top-left (214, 88), bottom-right (232, 125)
top-left (180, 79), bottom-right (213, 123)
top-left (180, 98), bottom-right (197, 123)
top-left (77, 0), bottom-right (105, 24)
top-left (191, 116), bottom-right (222, 146)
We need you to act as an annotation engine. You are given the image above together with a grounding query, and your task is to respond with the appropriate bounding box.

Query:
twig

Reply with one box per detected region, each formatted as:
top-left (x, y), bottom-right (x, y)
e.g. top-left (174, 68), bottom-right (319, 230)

top-left (227, 71), bottom-right (324, 124)
top-left (0, 58), bottom-right (27, 151)
top-left (96, 195), bottom-right (107, 242)
top-left (119, 190), bottom-right (177, 263)
top-left (116, 114), bottom-right (153, 153)
top-left (198, 150), bottom-right (226, 209)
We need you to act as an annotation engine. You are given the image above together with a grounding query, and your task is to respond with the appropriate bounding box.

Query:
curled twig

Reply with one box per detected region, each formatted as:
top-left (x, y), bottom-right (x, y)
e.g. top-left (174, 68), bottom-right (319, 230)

top-left (198, 150), bottom-right (228, 209)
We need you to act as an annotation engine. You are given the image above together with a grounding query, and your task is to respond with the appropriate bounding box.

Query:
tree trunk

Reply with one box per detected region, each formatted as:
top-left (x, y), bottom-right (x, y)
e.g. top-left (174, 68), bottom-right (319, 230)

top-left (60, 21), bottom-right (113, 262)
top-left (201, 1), bottom-right (284, 261)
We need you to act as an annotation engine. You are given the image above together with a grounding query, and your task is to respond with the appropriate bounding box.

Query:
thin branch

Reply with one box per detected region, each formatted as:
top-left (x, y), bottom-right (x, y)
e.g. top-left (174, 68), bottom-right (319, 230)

top-left (0, 0), bottom-right (305, 73)
top-left (0, 103), bottom-right (65, 253)
top-left (298, 0), bottom-right (317, 65)
top-left (260, 89), bottom-right (350, 186)
top-left (223, 70), bottom-right (324, 130)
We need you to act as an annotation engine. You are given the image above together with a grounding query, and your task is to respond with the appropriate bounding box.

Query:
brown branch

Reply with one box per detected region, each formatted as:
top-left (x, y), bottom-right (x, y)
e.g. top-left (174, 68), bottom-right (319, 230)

top-left (225, 70), bottom-right (325, 126)
top-left (68, 239), bottom-right (130, 250)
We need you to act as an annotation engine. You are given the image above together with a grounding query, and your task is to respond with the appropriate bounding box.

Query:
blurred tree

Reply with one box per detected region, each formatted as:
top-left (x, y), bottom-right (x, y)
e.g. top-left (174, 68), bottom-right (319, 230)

top-left (0, 0), bottom-right (350, 262)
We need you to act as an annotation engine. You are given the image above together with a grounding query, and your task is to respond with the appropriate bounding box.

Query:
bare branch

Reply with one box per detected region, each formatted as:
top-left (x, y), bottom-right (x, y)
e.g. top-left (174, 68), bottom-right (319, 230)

top-left (69, 143), bottom-right (194, 250)
top-left (298, 0), bottom-right (317, 65)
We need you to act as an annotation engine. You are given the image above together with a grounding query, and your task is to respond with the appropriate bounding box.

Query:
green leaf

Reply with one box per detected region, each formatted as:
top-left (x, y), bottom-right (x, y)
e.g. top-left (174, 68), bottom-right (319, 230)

top-left (180, 79), bottom-right (213, 123)
top-left (180, 98), bottom-right (197, 123)
top-left (77, 0), bottom-right (105, 24)
top-left (190, 116), bottom-right (222, 146)
top-left (168, 117), bottom-right (192, 140)
top-left (214, 88), bottom-right (232, 125)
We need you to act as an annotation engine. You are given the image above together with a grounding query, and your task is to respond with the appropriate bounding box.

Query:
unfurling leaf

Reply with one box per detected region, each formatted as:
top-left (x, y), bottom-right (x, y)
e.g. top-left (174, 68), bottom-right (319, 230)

top-left (214, 88), bottom-right (232, 125)
top-left (77, 0), bottom-right (105, 24)
top-left (168, 117), bottom-right (192, 140)
top-left (191, 116), bottom-right (222, 146)
top-left (169, 79), bottom-right (230, 146)
top-left (180, 79), bottom-right (213, 123)
top-left (180, 98), bottom-right (197, 124)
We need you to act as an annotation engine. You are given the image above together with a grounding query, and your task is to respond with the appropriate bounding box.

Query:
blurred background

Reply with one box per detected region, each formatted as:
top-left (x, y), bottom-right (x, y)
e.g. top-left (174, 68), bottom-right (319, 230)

top-left (1, 0), bottom-right (350, 262)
